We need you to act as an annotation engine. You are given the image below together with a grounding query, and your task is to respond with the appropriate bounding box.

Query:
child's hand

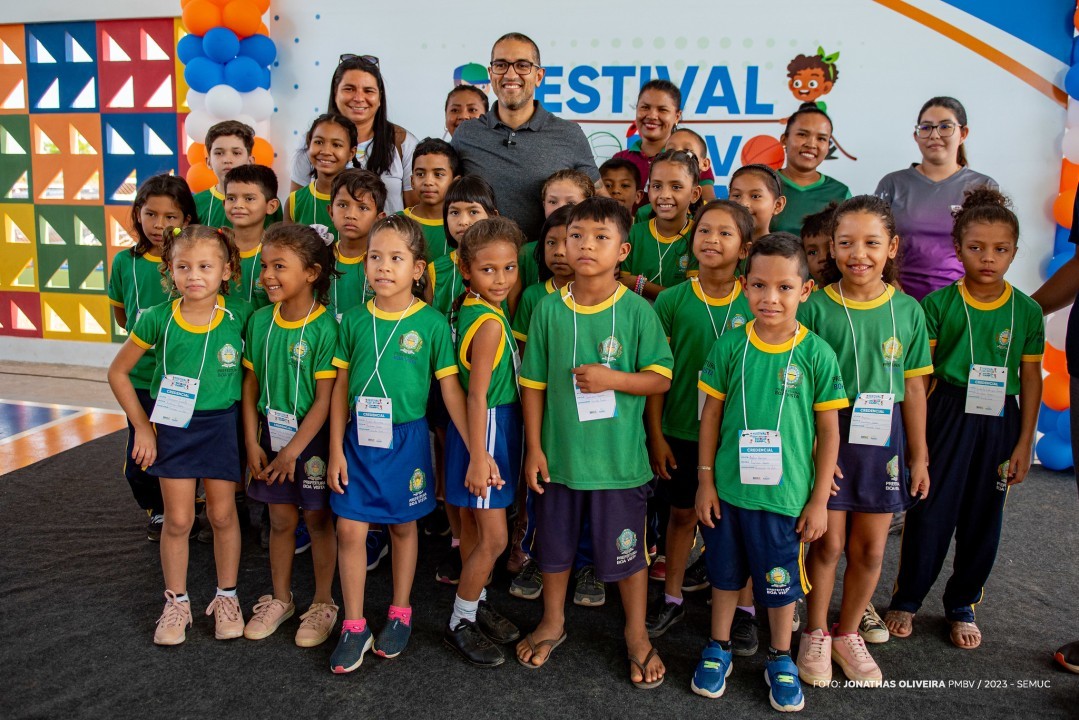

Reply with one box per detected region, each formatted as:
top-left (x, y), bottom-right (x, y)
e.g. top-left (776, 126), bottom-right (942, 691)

top-left (260, 448), bottom-right (297, 485)
top-left (132, 424), bottom-right (157, 468)
top-left (465, 457), bottom-right (490, 499)
top-left (524, 449), bottom-right (550, 494)
top-left (648, 435), bottom-right (677, 480)
top-left (909, 461), bottom-right (930, 499)
top-left (796, 500), bottom-right (828, 543)
top-left (572, 364), bottom-right (616, 394)
top-left (247, 443), bottom-right (268, 482)
top-left (1006, 442), bottom-right (1033, 486)
top-left (695, 479), bottom-right (721, 528)
top-left (832, 463), bottom-right (843, 496)
top-left (487, 454), bottom-right (504, 490)
top-left (327, 450), bottom-right (348, 494)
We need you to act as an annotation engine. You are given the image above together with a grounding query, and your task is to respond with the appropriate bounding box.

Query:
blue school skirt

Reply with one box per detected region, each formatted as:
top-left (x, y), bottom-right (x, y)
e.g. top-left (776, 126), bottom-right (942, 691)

top-left (830, 403), bottom-right (913, 514)
top-left (444, 403), bottom-right (522, 510)
top-left (149, 404), bottom-right (242, 483)
top-left (330, 416), bottom-right (435, 524)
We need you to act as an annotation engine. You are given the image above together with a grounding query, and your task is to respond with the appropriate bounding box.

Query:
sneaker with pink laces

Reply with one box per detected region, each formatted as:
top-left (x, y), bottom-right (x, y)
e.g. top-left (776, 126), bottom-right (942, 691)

top-left (244, 594), bottom-right (295, 640)
top-left (295, 601), bottom-right (339, 647)
top-left (832, 629), bottom-right (883, 686)
top-left (205, 593), bottom-right (244, 640)
top-left (796, 628), bottom-right (833, 686)
top-left (153, 590), bottom-right (192, 646)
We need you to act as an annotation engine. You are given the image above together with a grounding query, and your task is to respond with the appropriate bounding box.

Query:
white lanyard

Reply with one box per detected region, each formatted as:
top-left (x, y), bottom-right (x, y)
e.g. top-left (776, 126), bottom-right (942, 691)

top-left (244, 249), bottom-right (258, 301)
top-left (162, 299), bottom-right (217, 382)
top-left (653, 218), bottom-right (691, 283)
top-left (360, 297), bottom-right (414, 398)
top-left (741, 323), bottom-right (798, 431)
top-left (263, 299), bottom-right (316, 415)
top-left (960, 282), bottom-right (1014, 369)
top-left (132, 253), bottom-right (142, 315)
top-left (567, 283), bottom-right (618, 368)
top-left (693, 277), bottom-right (735, 340)
top-left (310, 183), bottom-right (317, 226)
top-left (837, 281), bottom-right (896, 396)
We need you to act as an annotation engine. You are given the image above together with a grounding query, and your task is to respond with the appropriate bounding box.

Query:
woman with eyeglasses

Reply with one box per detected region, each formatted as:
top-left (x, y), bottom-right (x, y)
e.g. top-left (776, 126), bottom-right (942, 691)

top-left (874, 96), bottom-right (998, 301)
top-left (290, 55), bottom-right (419, 215)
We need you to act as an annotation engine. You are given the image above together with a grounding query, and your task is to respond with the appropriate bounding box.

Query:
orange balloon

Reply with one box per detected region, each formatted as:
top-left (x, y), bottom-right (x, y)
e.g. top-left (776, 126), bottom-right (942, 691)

top-left (222, 1), bottom-right (262, 38)
top-left (182, 1), bottom-right (222, 36)
top-left (186, 162), bottom-right (218, 194)
top-left (209, 0), bottom-right (231, 6)
top-left (186, 142), bottom-right (207, 168)
top-left (1045, 343), bottom-right (1068, 376)
top-left (1061, 161), bottom-right (1079, 194)
top-left (254, 0), bottom-right (270, 12)
top-left (1054, 191), bottom-right (1076, 229)
top-left (252, 137), bottom-right (274, 166)
top-left (257, 22), bottom-right (269, 36)
top-left (1044, 372), bottom-right (1071, 411)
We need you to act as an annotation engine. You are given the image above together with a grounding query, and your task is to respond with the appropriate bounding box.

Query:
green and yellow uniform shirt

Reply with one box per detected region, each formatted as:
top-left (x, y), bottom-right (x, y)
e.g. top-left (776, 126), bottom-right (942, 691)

top-left (328, 247), bottom-right (370, 321)
top-left (699, 321), bottom-right (848, 517)
top-left (623, 218), bottom-right (698, 289)
top-left (242, 303), bottom-right (338, 418)
top-left (519, 285), bottom-right (674, 490)
top-left (288, 182), bottom-right (334, 229)
top-left (518, 241), bottom-right (540, 289)
top-left (455, 296), bottom-right (518, 408)
top-left (427, 250), bottom-right (465, 317)
top-left (230, 243), bottom-right (270, 310)
top-left (108, 250), bottom-right (171, 390)
top-left (773, 173), bottom-right (851, 237)
top-left (194, 186), bottom-right (283, 229)
top-left (400, 207), bottom-right (450, 262)
top-left (332, 300), bottom-right (458, 424)
top-left (512, 278), bottom-right (561, 343)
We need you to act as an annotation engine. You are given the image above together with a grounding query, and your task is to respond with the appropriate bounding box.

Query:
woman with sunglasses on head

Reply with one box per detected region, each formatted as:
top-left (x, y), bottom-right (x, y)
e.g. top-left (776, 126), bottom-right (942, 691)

top-left (874, 96), bottom-right (998, 301)
top-left (290, 55), bottom-right (419, 215)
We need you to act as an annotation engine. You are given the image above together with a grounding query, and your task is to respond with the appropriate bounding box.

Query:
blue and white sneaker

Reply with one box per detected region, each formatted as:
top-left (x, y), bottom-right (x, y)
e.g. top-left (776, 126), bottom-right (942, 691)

top-left (329, 626), bottom-right (373, 674)
top-left (764, 654), bottom-right (805, 712)
top-left (294, 517), bottom-right (311, 555)
top-left (374, 618), bottom-right (412, 658)
top-left (691, 640), bottom-right (733, 698)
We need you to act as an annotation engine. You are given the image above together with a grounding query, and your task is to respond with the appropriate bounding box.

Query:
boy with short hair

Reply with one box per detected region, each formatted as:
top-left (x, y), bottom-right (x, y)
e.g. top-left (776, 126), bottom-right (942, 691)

top-left (399, 138), bottom-right (461, 261)
top-left (195, 120), bottom-right (283, 228)
top-left (328, 169), bottom-right (387, 321)
top-left (224, 164), bottom-right (281, 310)
top-left (799, 202), bottom-right (839, 289)
top-left (516, 196), bottom-right (673, 689)
top-left (599, 158), bottom-right (643, 217)
top-left (693, 232), bottom-right (845, 711)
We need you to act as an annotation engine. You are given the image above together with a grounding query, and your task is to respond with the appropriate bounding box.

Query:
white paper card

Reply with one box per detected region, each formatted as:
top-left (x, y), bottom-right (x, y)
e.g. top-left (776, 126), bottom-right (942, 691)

top-left (849, 392), bottom-right (894, 446)
top-left (266, 408), bottom-right (299, 452)
top-left (150, 374), bottom-right (200, 428)
top-left (574, 371), bottom-right (617, 423)
top-left (738, 429), bottom-right (783, 485)
top-left (355, 396), bottom-right (393, 448)
top-left (965, 364), bottom-right (1007, 417)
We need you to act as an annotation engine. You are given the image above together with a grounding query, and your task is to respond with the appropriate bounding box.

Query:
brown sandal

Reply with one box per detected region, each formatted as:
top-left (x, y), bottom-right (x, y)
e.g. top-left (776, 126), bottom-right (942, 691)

top-left (950, 621), bottom-right (981, 650)
top-left (516, 631), bottom-right (566, 669)
top-left (628, 646), bottom-right (665, 689)
top-left (884, 610), bottom-right (914, 638)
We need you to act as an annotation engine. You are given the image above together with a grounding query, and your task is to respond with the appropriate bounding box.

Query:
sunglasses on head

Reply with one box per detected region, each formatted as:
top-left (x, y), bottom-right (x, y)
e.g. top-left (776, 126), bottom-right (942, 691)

top-left (339, 54), bottom-right (379, 66)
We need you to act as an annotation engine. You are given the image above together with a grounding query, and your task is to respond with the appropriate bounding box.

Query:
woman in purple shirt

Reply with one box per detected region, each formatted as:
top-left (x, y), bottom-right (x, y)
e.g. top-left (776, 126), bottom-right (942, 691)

top-left (875, 96), bottom-right (997, 301)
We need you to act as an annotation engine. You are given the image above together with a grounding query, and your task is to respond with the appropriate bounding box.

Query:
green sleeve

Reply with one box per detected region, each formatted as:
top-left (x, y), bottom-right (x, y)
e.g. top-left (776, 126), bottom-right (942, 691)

top-left (698, 333), bottom-right (730, 397)
top-left (429, 313), bottom-right (458, 377)
top-left (131, 302), bottom-right (163, 347)
top-left (636, 302), bottom-right (674, 374)
top-left (1022, 299), bottom-right (1046, 359)
top-left (314, 317), bottom-right (339, 375)
top-left (812, 341), bottom-right (847, 408)
top-left (107, 253), bottom-right (125, 305)
top-left (920, 293), bottom-right (940, 344)
top-left (519, 301), bottom-right (550, 388)
top-left (333, 310), bottom-right (356, 367)
top-left (654, 287), bottom-right (675, 337)
top-left (904, 303), bottom-right (933, 373)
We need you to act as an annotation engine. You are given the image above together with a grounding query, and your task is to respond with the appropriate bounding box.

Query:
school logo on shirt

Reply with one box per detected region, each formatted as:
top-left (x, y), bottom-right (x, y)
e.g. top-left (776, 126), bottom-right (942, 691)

top-left (218, 343), bottom-right (239, 368)
top-left (254, 277), bottom-right (264, 292)
top-left (882, 337), bottom-right (903, 366)
top-left (409, 468), bottom-right (427, 494)
top-left (399, 330), bottom-right (424, 355)
top-left (779, 364), bottom-right (803, 390)
top-left (304, 456), bottom-right (326, 487)
top-left (678, 254), bottom-right (690, 272)
top-left (996, 329), bottom-right (1012, 352)
top-left (616, 528), bottom-right (637, 555)
top-left (728, 314), bottom-right (747, 330)
top-left (598, 335), bottom-right (623, 361)
top-left (290, 340), bottom-right (310, 366)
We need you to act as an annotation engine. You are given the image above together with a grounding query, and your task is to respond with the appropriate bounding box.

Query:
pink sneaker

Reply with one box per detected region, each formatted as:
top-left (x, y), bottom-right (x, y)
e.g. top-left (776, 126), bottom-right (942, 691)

top-left (796, 628), bottom-right (833, 686)
top-left (295, 602), bottom-right (339, 648)
top-left (205, 593), bottom-right (244, 640)
top-left (153, 590), bottom-right (192, 646)
top-left (832, 629), bottom-right (883, 686)
top-left (244, 594), bottom-right (295, 640)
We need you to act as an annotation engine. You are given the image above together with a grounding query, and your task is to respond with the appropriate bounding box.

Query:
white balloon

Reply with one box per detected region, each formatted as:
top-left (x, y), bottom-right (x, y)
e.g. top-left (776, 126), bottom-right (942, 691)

top-left (1047, 304), bottom-right (1072, 349)
top-left (185, 90), bottom-right (206, 113)
top-left (241, 88), bottom-right (274, 122)
top-left (255, 120), bottom-right (272, 138)
top-left (1064, 131), bottom-right (1079, 164)
top-left (234, 114), bottom-right (257, 131)
top-left (1068, 101), bottom-right (1079, 132)
top-left (205, 85), bottom-right (243, 120)
top-left (184, 110), bottom-right (215, 144)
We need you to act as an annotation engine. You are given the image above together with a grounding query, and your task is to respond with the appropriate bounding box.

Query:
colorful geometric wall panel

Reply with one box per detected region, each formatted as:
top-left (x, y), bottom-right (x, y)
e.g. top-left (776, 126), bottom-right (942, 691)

top-left (96, 19), bottom-right (177, 114)
top-left (0, 114), bottom-right (31, 201)
top-left (0, 204), bottom-right (37, 291)
top-left (0, 25), bottom-right (28, 115)
top-left (25, 22), bottom-right (98, 114)
top-left (35, 205), bottom-right (106, 295)
top-left (0, 290), bottom-right (42, 338)
top-left (102, 113), bottom-right (180, 204)
top-left (39, 291), bottom-right (111, 341)
top-left (103, 204), bottom-right (137, 274)
top-left (29, 113), bottom-right (103, 204)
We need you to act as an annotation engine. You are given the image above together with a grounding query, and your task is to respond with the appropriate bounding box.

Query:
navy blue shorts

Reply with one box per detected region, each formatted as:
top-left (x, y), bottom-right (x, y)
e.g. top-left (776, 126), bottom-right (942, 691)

top-left (832, 403), bottom-right (913, 513)
top-left (331, 416), bottom-right (435, 524)
top-left (653, 435), bottom-right (699, 510)
top-left (445, 403), bottom-right (522, 510)
top-left (149, 404), bottom-right (242, 483)
top-left (246, 415), bottom-right (332, 510)
top-left (534, 482), bottom-right (649, 583)
top-left (702, 499), bottom-right (807, 608)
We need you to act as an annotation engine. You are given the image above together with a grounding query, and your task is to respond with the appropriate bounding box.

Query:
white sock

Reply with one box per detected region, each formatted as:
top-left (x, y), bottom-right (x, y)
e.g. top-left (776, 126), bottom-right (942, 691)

top-left (174, 593), bottom-right (190, 603)
top-left (449, 595), bottom-right (479, 630)
top-left (216, 587), bottom-right (237, 598)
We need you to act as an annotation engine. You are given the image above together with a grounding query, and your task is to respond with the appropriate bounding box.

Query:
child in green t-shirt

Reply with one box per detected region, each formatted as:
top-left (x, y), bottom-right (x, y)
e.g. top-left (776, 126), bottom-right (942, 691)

top-left (223, 164), bottom-right (281, 309)
top-left (517, 197), bottom-right (674, 689)
top-left (327, 169), bottom-right (387, 321)
top-left (399, 138), bottom-right (460, 261)
top-left (694, 233), bottom-right (846, 710)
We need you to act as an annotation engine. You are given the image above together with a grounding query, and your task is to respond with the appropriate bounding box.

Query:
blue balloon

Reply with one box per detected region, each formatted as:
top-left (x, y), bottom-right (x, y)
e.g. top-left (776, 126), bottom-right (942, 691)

top-left (202, 27), bottom-right (240, 64)
top-left (239, 34), bottom-right (277, 68)
top-left (1055, 225), bottom-right (1073, 256)
top-left (258, 67), bottom-right (272, 90)
top-left (1047, 247), bottom-right (1076, 280)
top-left (1066, 64), bottom-right (1079, 102)
top-left (184, 57), bottom-right (225, 94)
top-left (1036, 432), bottom-right (1073, 472)
top-left (1072, 36), bottom-right (1079, 67)
top-left (177, 33), bottom-right (205, 65)
top-left (224, 56), bottom-right (262, 93)
top-left (1058, 408), bottom-right (1072, 441)
top-left (1038, 405), bottom-right (1065, 435)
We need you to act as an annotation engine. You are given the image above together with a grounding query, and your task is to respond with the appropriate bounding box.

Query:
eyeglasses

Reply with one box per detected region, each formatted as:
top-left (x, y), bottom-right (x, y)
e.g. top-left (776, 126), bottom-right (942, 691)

top-left (339, 54), bottom-right (379, 66)
top-left (915, 122), bottom-right (961, 138)
top-left (489, 60), bottom-right (538, 76)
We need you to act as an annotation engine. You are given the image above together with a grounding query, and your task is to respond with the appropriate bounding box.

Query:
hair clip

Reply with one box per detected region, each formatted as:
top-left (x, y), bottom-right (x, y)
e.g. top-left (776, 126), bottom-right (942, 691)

top-left (310, 224), bottom-right (335, 246)
top-left (171, 227), bottom-right (182, 237)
